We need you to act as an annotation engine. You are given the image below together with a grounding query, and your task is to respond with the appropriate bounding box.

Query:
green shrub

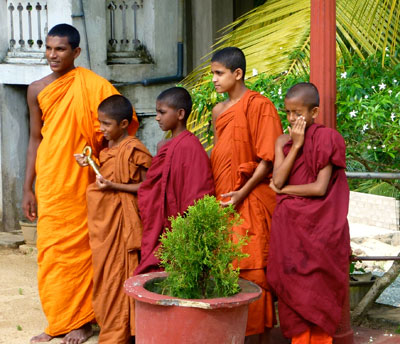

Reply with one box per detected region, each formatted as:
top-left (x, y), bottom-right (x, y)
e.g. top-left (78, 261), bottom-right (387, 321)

top-left (155, 195), bottom-right (248, 299)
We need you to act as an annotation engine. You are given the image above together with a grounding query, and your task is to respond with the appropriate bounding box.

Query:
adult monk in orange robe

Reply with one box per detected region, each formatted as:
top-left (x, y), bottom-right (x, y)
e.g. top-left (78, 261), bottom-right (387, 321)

top-left (210, 47), bottom-right (283, 341)
top-left (22, 24), bottom-right (137, 344)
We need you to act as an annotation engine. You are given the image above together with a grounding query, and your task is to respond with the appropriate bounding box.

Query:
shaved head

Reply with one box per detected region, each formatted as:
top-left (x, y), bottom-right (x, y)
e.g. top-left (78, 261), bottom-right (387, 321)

top-left (285, 82), bottom-right (319, 110)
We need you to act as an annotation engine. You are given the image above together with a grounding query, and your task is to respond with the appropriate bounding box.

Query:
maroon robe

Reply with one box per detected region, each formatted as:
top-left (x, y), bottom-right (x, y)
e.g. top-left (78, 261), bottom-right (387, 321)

top-left (267, 123), bottom-right (351, 337)
top-left (135, 130), bottom-right (215, 275)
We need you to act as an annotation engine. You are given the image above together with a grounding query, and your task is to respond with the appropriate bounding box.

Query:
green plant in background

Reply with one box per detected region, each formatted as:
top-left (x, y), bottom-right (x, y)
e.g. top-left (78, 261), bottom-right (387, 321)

top-left (155, 195), bottom-right (248, 299)
top-left (186, 50), bottom-right (400, 197)
top-left (184, 0), bottom-right (399, 197)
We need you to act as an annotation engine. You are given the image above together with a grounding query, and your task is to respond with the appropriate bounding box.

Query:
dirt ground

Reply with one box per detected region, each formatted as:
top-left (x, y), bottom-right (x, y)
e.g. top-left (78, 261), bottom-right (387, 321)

top-left (0, 248), bottom-right (98, 344)
top-left (1, 241), bottom-right (398, 343)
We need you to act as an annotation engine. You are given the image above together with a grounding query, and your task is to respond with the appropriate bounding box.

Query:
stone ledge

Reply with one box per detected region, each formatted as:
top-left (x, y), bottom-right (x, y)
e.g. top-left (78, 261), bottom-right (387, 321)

top-left (0, 231), bottom-right (25, 248)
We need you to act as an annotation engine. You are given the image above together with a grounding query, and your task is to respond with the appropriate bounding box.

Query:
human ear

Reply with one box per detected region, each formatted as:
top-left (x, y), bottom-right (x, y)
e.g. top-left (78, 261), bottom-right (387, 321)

top-left (73, 47), bottom-right (81, 59)
top-left (312, 106), bottom-right (319, 119)
top-left (234, 68), bottom-right (243, 80)
top-left (177, 108), bottom-right (186, 121)
top-left (120, 119), bottom-right (130, 129)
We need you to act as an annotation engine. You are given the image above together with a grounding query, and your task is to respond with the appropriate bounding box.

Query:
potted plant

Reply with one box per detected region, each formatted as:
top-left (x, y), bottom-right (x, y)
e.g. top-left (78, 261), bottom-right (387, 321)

top-left (124, 195), bottom-right (262, 343)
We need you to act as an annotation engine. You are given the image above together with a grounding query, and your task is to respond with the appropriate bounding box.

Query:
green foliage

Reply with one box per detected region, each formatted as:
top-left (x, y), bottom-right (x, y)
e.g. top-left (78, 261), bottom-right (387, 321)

top-left (18, 288), bottom-right (23, 295)
top-left (155, 195), bottom-right (248, 299)
top-left (336, 51), bottom-right (400, 175)
top-left (189, 51), bottom-right (400, 195)
top-left (16, 325), bottom-right (22, 331)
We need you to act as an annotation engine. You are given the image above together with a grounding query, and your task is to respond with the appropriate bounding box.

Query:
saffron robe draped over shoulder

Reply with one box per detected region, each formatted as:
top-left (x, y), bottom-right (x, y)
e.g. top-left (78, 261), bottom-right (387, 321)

top-left (86, 136), bottom-right (152, 343)
top-left (267, 123), bottom-right (351, 338)
top-left (210, 89), bottom-right (283, 336)
top-left (35, 67), bottom-right (138, 336)
top-left (135, 130), bottom-right (215, 275)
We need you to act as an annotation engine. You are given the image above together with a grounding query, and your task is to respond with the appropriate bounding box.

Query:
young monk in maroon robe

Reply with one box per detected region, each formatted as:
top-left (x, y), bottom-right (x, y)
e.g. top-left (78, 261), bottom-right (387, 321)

top-left (135, 87), bottom-right (215, 275)
top-left (75, 95), bottom-right (152, 344)
top-left (268, 83), bottom-right (351, 344)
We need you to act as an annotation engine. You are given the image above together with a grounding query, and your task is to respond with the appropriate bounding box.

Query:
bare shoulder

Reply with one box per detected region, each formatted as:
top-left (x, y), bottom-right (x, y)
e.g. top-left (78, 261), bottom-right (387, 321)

top-left (27, 74), bottom-right (55, 100)
top-left (276, 134), bottom-right (291, 147)
top-left (212, 101), bottom-right (229, 120)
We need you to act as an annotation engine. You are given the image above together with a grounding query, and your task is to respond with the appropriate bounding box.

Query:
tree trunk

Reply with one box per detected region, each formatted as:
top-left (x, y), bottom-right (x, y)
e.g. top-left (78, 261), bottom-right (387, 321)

top-left (351, 251), bottom-right (400, 325)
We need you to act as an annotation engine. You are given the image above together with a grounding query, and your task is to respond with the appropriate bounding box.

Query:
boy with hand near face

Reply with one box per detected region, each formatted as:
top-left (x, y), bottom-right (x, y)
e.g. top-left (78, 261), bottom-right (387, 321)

top-left (75, 95), bottom-right (152, 344)
top-left (268, 83), bottom-right (351, 344)
top-left (210, 47), bottom-right (283, 342)
top-left (134, 87), bottom-right (215, 275)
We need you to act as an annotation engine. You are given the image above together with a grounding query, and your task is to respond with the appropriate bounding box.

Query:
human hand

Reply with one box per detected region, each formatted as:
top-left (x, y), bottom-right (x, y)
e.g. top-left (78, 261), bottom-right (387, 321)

top-left (288, 116), bottom-right (306, 149)
top-left (220, 190), bottom-right (244, 208)
top-left (269, 180), bottom-right (282, 194)
top-left (96, 175), bottom-right (113, 190)
top-left (73, 153), bottom-right (89, 167)
top-left (22, 190), bottom-right (37, 221)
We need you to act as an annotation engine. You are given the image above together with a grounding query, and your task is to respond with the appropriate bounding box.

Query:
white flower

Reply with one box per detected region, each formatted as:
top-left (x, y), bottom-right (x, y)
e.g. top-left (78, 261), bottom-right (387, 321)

top-left (391, 113), bottom-right (396, 121)
top-left (349, 110), bottom-right (357, 118)
top-left (363, 124), bottom-right (369, 131)
top-left (388, 90), bottom-right (392, 94)
top-left (385, 47), bottom-right (389, 51)
top-left (278, 87), bottom-right (282, 95)
top-left (252, 68), bottom-right (258, 76)
top-left (379, 83), bottom-right (386, 90)
top-left (341, 71), bottom-right (347, 79)
top-left (279, 47), bottom-right (283, 50)
top-left (371, 85), bottom-right (375, 89)
top-left (367, 145), bottom-right (371, 149)
top-left (364, 95), bottom-right (369, 99)
top-left (279, 96), bottom-right (282, 99)
top-left (382, 145), bottom-right (386, 148)
top-left (373, 146), bottom-right (377, 150)
top-left (394, 79), bottom-right (398, 83)
top-left (260, 91), bottom-right (265, 95)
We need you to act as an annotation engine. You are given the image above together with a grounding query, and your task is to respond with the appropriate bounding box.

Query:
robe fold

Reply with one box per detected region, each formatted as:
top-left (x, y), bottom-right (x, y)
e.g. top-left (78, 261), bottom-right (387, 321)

top-left (210, 89), bottom-right (283, 335)
top-left (267, 123), bottom-right (351, 338)
top-left (135, 130), bottom-right (215, 275)
top-left (86, 136), bottom-right (152, 343)
top-left (35, 67), bottom-right (138, 336)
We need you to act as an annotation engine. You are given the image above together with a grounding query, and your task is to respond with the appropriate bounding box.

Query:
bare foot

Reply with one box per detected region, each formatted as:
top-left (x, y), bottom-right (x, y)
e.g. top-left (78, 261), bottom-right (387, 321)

top-left (30, 332), bottom-right (53, 343)
top-left (60, 323), bottom-right (93, 344)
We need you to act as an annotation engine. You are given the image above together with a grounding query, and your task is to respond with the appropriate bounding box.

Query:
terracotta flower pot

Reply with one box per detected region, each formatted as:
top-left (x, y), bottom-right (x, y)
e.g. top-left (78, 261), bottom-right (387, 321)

top-left (124, 271), bottom-right (262, 344)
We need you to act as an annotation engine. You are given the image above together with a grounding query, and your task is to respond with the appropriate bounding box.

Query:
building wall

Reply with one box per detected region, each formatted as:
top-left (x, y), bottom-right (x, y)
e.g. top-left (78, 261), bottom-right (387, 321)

top-left (0, 0), bottom-right (240, 231)
top-left (0, 85), bottom-right (29, 231)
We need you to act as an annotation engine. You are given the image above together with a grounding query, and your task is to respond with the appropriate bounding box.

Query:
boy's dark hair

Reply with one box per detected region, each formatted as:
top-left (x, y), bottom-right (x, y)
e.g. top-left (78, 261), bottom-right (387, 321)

top-left (47, 24), bottom-right (80, 49)
top-left (285, 82), bottom-right (320, 110)
top-left (211, 47), bottom-right (246, 78)
top-left (98, 95), bottom-right (133, 124)
top-left (157, 87), bottom-right (192, 120)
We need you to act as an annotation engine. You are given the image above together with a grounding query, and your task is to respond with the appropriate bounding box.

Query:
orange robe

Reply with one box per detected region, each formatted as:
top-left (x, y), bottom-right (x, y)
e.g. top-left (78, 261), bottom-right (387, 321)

top-left (86, 136), bottom-right (152, 343)
top-left (35, 67), bottom-right (138, 336)
top-left (210, 89), bottom-right (282, 336)
top-left (292, 326), bottom-right (333, 344)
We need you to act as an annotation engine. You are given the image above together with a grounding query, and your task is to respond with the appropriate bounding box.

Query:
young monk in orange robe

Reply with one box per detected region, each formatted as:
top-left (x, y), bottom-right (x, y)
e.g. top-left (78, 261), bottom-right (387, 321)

top-left (268, 83), bottom-right (350, 344)
top-left (75, 95), bottom-right (152, 343)
top-left (22, 24), bottom-right (138, 344)
top-left (210, 47), bottom-right (283, 341)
